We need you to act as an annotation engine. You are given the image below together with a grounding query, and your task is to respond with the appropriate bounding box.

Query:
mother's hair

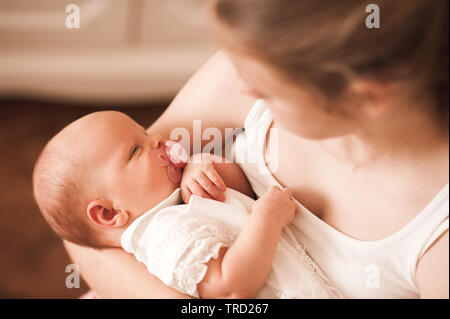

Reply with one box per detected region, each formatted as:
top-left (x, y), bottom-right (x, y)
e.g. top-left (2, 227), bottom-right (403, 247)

top-left (212, 0), bottom-right (449, 127)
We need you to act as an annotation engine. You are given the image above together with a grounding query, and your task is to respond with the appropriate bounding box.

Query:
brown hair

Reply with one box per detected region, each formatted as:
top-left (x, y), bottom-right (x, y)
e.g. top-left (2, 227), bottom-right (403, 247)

top-left (32, 142), bottom-right (102, 248)
top-left (213, 0), bottom-right (449, 126)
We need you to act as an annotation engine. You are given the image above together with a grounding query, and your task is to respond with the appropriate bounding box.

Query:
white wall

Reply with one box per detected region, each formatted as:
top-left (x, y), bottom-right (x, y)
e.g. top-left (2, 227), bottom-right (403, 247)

top-left (0, 0), bottom-right (217, 102)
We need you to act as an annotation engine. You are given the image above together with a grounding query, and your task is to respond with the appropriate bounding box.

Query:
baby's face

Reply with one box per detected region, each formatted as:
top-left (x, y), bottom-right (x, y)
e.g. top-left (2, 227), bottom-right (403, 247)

top-left (63, 111), bottom-right (178, 219)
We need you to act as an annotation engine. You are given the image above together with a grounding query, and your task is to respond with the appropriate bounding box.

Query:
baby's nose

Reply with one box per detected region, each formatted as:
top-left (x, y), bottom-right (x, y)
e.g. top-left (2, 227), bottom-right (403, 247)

top-left (151, 135), bottom-right (165, 149)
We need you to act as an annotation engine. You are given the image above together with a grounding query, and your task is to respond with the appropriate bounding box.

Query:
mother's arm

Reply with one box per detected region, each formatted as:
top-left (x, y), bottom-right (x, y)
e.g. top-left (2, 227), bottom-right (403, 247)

top-left (64, 50), bottom-right (256, 298)
top-left (64, 241), bottom-right (189, 298)
top-left (147, 50), bottom-right (255, 146)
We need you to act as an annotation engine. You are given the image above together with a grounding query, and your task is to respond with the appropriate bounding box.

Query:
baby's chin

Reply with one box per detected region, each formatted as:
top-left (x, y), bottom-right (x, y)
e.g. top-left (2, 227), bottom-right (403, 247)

top-left (167, 175), bottom-right (182, 190)
top-left (151, 174), bottom-right (180, 206)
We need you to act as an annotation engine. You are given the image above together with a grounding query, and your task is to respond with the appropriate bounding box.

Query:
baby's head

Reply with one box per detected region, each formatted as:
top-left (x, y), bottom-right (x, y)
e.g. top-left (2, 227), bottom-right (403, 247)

top-left (33, 111), bottom-right (180, 247)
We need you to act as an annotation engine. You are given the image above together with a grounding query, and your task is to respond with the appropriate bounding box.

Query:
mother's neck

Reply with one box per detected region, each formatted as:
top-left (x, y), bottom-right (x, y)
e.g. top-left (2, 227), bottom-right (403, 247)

top-left (320, 108), bottom-right (448, 169)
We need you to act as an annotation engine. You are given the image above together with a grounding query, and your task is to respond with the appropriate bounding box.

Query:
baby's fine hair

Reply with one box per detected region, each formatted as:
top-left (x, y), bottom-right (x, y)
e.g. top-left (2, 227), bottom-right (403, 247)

top-left (32, 138), bottom-right (101, 248)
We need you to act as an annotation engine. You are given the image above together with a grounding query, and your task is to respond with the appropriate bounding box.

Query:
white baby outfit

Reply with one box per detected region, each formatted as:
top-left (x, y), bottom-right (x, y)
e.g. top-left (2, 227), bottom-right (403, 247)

top-left (121, 187), bottom-right (344, 299)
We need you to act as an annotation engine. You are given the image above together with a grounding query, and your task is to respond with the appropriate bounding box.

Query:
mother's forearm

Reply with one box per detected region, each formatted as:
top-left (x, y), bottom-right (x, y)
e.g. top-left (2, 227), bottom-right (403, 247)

top-left (63, 240), bottom-right (192, 299)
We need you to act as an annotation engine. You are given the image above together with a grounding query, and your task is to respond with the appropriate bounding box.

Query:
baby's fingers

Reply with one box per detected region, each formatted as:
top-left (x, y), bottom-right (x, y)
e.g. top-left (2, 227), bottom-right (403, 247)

top-left (282, 187), bottom-right (293, 198)
top-left (188, 180), bottom-right (215, 200)
top-left (196, 172), bottom-right (226, 202)
top-left (180, 184), bottom-right (193, 204)
top-left (205, 164), bottom-right (227, 192)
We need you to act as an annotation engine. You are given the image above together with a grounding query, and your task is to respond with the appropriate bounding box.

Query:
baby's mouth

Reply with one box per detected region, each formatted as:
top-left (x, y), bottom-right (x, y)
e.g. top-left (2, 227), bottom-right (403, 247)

top-left (150, 141), bottom-right (188, 183)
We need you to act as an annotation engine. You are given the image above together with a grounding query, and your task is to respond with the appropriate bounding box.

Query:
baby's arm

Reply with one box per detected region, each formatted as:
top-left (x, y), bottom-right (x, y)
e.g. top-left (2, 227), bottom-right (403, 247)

top-left (198, 186), bottom-right (296, 299)
top-left (181, 153), bottom-right (255, 203)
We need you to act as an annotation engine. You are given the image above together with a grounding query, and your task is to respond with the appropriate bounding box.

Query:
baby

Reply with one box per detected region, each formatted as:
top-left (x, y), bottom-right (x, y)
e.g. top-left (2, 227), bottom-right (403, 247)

top-left (33, 111), bottom-right (343, 299)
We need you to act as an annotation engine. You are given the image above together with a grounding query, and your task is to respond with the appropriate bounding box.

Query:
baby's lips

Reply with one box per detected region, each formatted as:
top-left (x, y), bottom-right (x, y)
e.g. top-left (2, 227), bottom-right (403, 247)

top-left (150, 148), bottom-right (169, 167)
top-left (164, 141), bottom-right (188, 168)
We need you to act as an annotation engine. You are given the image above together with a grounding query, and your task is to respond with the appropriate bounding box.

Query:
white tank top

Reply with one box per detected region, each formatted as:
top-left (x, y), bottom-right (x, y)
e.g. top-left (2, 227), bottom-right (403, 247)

top-left (233, 99), bottom-right (449, 298)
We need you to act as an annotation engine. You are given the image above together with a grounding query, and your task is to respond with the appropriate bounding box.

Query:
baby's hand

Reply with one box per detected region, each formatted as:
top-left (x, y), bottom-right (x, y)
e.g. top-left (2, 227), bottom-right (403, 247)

top-left (252, 186), bottom-right (296, 228)
top-left (181, 153), bottom-right (227, 203)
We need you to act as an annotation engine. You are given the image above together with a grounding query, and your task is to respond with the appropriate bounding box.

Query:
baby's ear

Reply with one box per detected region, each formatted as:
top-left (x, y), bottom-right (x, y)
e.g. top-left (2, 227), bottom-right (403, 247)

top-left (86, 199), bottom-right (129, 228)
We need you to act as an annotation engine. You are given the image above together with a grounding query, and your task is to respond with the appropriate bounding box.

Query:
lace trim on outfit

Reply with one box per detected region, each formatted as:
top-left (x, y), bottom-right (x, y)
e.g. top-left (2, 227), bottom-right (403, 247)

top-left (148, 216), bottom-right (237, 298)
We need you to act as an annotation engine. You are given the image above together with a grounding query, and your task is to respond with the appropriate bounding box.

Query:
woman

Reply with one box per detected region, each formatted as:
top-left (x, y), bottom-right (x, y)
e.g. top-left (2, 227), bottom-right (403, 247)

top-left (65, 0), bottom-right (449, 298)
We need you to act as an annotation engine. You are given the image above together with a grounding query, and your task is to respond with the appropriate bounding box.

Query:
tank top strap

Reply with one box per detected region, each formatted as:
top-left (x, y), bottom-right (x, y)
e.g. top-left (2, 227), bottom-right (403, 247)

top-left (415, 184), bottom-right (449, 260)
top-left (244, 99), bottom-right (273, 134)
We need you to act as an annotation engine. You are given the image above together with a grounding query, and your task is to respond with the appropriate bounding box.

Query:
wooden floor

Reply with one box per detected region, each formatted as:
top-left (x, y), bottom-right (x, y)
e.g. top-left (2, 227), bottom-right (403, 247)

top-left (0, 98), bottom-right (167, 298)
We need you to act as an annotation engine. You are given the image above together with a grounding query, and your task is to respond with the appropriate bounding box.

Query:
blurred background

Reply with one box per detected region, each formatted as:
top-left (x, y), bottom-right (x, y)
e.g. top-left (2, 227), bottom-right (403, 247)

top-left (0, 0), bottom-right (216, 298)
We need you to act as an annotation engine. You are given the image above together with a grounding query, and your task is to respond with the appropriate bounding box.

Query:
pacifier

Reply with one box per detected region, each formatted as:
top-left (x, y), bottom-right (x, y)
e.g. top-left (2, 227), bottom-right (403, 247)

top-left (164, 140), bottom-right (188, 168)
top-left (150, 141), bottom-right (188, 183)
